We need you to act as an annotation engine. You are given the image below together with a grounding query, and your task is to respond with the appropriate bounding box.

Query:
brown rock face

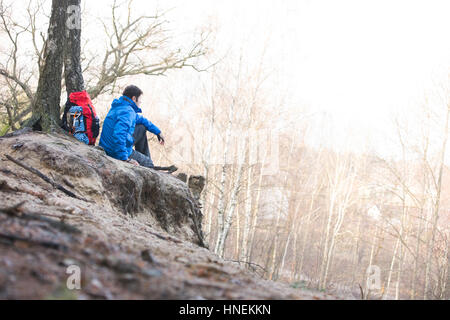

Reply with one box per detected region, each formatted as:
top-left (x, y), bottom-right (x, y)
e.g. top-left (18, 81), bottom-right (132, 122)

top-left (0, 131), bottom-right (344, 300)
top-left (0, 131), bottom-right (204, 246)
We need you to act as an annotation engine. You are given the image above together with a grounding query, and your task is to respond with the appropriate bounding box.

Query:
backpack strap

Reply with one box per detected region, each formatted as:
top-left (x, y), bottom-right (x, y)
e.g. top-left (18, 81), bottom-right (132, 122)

top-left (61, 98), bottom-right (76, 132)
top-left (72, 111), bottom-right (86, 135)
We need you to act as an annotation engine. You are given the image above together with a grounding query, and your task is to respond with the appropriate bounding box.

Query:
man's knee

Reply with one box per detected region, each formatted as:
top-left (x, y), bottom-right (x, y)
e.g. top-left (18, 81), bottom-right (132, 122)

top-left (129, 150), bottom-right (154, 168)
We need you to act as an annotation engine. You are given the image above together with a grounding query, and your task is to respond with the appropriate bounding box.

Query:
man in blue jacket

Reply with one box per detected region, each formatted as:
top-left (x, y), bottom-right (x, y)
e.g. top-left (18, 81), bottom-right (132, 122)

top-left (99, 85), bottom-right (177, 173)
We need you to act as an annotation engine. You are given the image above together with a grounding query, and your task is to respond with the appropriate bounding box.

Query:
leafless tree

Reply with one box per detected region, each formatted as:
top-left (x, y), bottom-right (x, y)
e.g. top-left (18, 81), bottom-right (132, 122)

top-left (0, 0), bottom-right (212, 133)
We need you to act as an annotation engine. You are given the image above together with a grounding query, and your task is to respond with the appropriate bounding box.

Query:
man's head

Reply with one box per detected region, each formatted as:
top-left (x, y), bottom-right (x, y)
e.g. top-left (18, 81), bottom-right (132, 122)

top-left (123, 85), bottom-right (143, 107)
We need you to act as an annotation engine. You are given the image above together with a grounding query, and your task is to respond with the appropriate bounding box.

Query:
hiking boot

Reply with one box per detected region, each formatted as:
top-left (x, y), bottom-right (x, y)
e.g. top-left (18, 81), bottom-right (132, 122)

top-left (166, 165), bottom-right (178, 173)
top-left (152, 165), bottom-right (178, 173)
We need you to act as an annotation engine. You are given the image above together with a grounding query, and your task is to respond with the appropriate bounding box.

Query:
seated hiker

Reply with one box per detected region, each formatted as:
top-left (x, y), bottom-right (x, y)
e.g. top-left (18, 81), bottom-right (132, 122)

top-left (99, 85), bottom-right (177, 173)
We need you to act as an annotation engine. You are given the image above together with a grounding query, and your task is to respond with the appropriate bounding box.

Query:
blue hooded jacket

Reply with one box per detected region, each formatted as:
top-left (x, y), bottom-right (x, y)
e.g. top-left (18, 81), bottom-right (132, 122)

top-left (99, 96), bottom-right (161, 161)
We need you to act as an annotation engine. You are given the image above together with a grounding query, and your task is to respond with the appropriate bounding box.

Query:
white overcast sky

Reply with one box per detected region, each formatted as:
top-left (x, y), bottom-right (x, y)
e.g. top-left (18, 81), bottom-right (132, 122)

top-left (7, 0), bottom-right (449, 160)
top-left (86, 0), bottom-right (450, 161)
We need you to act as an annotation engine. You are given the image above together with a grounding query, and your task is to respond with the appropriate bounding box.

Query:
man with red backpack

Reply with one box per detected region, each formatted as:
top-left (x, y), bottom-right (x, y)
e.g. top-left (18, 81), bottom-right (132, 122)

top-left (98, 85), bottom-right (177, 173)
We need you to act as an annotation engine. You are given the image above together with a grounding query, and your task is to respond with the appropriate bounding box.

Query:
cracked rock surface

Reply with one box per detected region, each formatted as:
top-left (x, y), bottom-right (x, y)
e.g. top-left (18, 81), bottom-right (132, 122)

top-left (0, 131), bottom-right (344, 300)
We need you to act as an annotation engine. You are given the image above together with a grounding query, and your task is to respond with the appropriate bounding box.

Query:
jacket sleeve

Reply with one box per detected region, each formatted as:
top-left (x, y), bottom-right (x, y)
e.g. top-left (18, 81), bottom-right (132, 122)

top-left (112, 110), bottom-right (133, 160)
top-left (136, 113), bottom-right (161, 135)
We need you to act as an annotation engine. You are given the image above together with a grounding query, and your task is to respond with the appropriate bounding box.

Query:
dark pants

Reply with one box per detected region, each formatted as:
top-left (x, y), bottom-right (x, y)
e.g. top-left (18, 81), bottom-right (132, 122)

top-left (130, 124), bottom-right (154, 168)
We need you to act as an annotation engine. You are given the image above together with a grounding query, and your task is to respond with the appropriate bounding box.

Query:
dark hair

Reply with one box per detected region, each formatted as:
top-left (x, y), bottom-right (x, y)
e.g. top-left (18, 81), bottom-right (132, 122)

top-left (123, 85), bottom-right (143, 100)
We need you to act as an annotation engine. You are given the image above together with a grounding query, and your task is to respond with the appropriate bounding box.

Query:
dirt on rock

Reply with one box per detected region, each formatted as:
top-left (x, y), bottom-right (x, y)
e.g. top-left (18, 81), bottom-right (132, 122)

top-left (0, 131), bottom-right (344, 300)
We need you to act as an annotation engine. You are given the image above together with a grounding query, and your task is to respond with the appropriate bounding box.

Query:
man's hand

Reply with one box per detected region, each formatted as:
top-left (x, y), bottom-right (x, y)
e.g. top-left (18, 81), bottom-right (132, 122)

top-left (126, 159), bottom-right (140, 166)
top-left (157, 133), bottom-right (165, 146)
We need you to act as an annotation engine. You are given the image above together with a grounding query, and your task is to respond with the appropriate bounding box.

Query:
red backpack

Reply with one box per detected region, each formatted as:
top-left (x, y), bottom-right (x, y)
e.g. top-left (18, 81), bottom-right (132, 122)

top-left (62, 91), bottom-right (100, 145)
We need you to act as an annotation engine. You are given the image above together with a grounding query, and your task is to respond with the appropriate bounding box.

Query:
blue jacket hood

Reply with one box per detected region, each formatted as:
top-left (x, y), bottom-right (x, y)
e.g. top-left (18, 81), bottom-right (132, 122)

top-left (112, 96), bottom-right (142, 113)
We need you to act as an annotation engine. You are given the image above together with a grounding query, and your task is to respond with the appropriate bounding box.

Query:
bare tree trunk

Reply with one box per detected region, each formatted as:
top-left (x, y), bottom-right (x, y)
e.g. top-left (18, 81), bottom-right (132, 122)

top-left (248, 156), bottom-right (267, 263)
top-left (411, 206), bottom-right (425, 299)
top-left (366, 225), bottom-right (379, 296)
top-left (277, 197), bottom-right (303, 280)
top-left (215, 153), bottom-right (246, 258)
top-left (279, 220), bottom-right (294, 280)
top-left (395, 237), bottom-right (404, 300)
top-left (240, 161), bottom-right (253, 262)
top-left (395, 230), bottom-right (405, 301)
top-left (268, 137), bottom-right (296, 280)
top-left (424, 104), bottom-right (449, 299)
top-left (268, 201), bottom-right (282, 280)
top-left (201, 85), bottom-right (216, 243)
top-left (319, 183), bottom-right (336, 289)
top-left (351, 214), bottom-right (362, 287)
top-left (289, 201), bottom-right (304, 281)
top-left (411, 131), bottom-right (430, 299)
top-left (213, 105), bottom-right (234, 255)
top-left (384, 237), bottom-right (400, 300)
top-left (439, 239), bottom-right (448, 299)
top-left (296, 212), bottom-right (311, 281)
top-left (395, 200), bottom-right (410, 300)
top-left (234, 201), bottom-right (240, 260)
top-left (64, 0), bottom-right (84, 95)
top-left (213, 54), bottom-right (245, 256)
top-left (296, 171), bottom-right (322, 282)
top-left (321, 199), bottom-right (348, 291)
top-left (30, 0), bottom-right (67, 131)
top-left (290, 222), bottom-right (299, 282)
top-left (204, 168), bottom-right (216, 244)
top-left (319, 154), bottom-right (355, 291)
